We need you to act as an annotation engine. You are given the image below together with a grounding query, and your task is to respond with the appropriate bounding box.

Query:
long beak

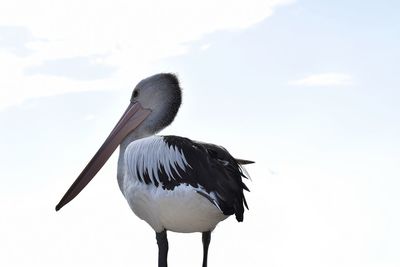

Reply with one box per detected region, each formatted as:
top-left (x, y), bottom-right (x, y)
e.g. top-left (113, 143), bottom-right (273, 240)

top-left (55, 101), bottom-right (151, 211)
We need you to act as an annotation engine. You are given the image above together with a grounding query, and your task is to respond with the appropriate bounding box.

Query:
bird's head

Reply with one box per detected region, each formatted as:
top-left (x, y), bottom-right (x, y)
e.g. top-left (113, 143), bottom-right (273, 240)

top-left (55, 73), bottom-right (182, 211)
top-left (130, 73), bottom-right (182, 135)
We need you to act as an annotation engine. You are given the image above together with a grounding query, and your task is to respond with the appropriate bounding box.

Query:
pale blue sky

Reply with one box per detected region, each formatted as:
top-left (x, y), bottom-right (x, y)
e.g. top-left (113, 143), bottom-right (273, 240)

top-left (1, 1), bottom-right (399, 266)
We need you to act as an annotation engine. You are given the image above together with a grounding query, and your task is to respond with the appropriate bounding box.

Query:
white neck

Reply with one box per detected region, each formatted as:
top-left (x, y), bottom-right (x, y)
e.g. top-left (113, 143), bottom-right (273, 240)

top-left (117, 128), bottom-right (152, 191)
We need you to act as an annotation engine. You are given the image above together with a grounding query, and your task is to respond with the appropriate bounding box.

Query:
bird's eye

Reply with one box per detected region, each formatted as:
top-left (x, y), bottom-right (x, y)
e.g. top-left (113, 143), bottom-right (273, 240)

top-left (133, 90), bottom-right (139, 98)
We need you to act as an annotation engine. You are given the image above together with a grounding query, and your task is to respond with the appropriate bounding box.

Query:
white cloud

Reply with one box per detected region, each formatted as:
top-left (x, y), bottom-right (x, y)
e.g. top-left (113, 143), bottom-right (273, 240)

top-left (200, 43), bottom-right (212, 51)
top-left (289, 72), bottom-right (354, 87)
top-left (0, 0), bottom-right (294, 110)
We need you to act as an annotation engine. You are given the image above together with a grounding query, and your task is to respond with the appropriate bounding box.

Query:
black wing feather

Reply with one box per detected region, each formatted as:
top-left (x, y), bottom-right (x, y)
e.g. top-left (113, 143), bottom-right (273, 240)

top-left (161, 136), bottom-right (250, 222)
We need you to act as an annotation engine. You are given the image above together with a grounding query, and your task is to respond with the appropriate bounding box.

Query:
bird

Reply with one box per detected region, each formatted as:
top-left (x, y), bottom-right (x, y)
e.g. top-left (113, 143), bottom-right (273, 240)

top-left (55, 73), bottom-right (253, 267)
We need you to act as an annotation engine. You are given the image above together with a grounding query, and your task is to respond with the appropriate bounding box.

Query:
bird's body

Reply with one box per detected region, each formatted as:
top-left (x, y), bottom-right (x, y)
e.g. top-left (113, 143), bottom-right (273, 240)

top-left (118, 135), bottom-right (248, 233)
top-left (56, 73), bottom-right (253, 267)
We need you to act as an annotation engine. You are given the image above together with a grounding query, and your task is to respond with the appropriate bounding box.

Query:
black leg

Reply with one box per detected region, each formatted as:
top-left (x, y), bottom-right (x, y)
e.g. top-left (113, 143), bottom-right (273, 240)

top-left (156, 230), bottom-right (168, 267)
top-left (202, 231), bottom-right (211, 267)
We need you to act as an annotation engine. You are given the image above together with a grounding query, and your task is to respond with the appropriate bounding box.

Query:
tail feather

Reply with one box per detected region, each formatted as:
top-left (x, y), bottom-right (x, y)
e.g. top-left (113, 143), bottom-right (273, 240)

top-left (234, 199), bottom-right (244, 222)
top-left (235, 158), bottom-right (255, 165)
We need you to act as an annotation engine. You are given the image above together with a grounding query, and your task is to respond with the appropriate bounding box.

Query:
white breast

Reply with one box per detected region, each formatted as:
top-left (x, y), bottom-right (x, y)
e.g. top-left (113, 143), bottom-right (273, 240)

top-left (123, 180), bottom-right (227, 233)
top-left (120, 136), bottom-right (227, 233)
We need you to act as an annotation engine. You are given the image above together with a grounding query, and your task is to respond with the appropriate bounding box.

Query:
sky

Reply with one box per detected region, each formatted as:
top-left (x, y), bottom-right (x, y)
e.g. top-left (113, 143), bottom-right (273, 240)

top-left (1, 0), bottom-right (400, 266)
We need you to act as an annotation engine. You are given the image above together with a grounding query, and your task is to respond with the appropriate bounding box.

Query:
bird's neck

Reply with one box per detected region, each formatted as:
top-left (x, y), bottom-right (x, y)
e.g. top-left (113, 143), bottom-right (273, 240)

top-left (117, 129), bottom-right (152, 192)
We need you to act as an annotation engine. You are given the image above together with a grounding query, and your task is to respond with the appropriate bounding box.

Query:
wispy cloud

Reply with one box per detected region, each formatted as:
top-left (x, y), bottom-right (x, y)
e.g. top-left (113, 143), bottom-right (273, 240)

top-left (0, 0), bottom-right (295, 110)
top-left (0, 25), bottom-right (41, 57)
top-left (200, 43), bottom-right (212, 51)
top-left (289, 73), bottom-right (354, 87)
top-left (25, 55), bottom-right (117, 81)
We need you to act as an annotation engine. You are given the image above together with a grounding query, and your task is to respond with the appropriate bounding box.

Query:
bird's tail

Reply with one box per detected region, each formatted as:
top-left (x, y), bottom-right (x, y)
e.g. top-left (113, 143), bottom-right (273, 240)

top-left (235, 158), bottom-right (255, 165)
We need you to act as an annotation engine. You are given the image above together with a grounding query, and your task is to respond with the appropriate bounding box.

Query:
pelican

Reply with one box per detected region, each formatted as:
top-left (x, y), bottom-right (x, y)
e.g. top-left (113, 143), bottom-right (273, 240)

top-left (56, 73), bottom-right (253, 267)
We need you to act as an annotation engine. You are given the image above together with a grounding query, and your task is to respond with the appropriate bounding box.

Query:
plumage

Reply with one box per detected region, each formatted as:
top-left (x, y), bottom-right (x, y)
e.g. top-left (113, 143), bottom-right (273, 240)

top-left (56, 73), bottom-right (254, 267)
top-left (121, 135), bottom-right (250, 232)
